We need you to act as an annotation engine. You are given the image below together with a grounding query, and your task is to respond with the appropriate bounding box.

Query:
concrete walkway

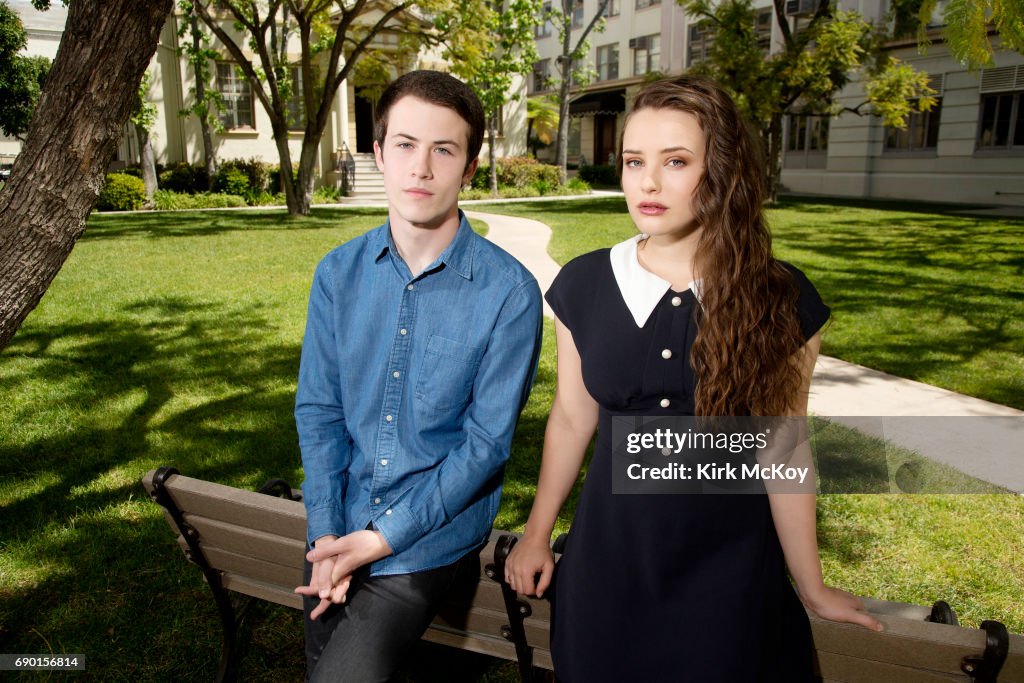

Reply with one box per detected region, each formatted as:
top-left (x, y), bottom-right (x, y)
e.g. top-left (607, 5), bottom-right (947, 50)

top-left (471, 209), bottom-right (1024, 493)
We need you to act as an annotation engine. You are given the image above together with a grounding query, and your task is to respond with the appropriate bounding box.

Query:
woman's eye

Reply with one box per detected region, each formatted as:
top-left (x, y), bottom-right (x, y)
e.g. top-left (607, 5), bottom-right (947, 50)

top-left (667, 158), bottom-right (685, 167)
top-left (625, 159), bottom-right (642, 168)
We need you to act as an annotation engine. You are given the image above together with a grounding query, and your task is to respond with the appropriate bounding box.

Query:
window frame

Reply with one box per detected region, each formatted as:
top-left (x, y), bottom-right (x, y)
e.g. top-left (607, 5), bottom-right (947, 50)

top-left (632, 33), bottom-right (660, 77)
top-left (216, 61), bottom-right (256, 131)
top-left (976, 90), bottom-right (1024, 153)
top-left (596, 42), bottom-right (619, 82)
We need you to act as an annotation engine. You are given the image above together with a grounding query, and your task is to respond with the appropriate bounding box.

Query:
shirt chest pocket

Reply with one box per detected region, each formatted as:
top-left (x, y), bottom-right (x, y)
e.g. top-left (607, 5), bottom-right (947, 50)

top-left (415, 335), bottom-right (484, 413)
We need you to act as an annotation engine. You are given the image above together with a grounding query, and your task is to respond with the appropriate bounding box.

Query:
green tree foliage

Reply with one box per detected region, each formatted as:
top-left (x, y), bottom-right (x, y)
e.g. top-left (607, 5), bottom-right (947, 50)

top-left (0, 1), bottom-right (51, 140)
top-left (682, 0), bottom-right (935, 200)
top-left (526, 95), bottom-right (558, 155)
top-left (893, 0), bottom-right (1024, 68)
top-left (191, 0), bottom-right (493, 216)
top-left (448, 0), bottom-right (542, 195)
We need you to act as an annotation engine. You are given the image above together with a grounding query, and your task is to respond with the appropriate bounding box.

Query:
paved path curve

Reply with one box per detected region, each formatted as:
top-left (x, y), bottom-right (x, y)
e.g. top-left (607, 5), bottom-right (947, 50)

top-left (472, 208), bottom-right (1024, 492)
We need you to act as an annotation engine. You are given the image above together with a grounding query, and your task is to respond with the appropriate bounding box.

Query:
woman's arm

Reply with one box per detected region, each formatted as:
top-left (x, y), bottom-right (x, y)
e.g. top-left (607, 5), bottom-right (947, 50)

top-left (505, 317), bottom-right (599, 597)
top-left (766, 332), bottom-right (883, 631)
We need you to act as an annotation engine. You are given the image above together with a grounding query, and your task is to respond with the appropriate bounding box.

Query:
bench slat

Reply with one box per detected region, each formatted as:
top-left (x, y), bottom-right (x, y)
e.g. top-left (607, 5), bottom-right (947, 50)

top-left (809, 612), bottom-right (1024, 676)
top-left (144, 471), bottom-right (306, 539)
top-left (817, 650), bottom-right (966, 682)
top-left (184, 513), bottom-right (306, 568)
top-left (421, 626), bottom-right (554, 670)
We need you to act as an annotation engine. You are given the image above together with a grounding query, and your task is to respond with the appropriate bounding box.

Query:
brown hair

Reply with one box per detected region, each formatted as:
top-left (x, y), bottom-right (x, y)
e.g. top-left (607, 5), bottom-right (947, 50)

top-left (373, 70), bottom-right (485, 172)
top-left (621, 74), bottom-right (808, 416)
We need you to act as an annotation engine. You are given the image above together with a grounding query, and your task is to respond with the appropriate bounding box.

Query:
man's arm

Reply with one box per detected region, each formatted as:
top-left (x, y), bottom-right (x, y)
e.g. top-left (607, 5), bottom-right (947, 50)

top-left (371, 278), bottom-right (544, 556)
top-left (295, 257), bottom-right (354, 546)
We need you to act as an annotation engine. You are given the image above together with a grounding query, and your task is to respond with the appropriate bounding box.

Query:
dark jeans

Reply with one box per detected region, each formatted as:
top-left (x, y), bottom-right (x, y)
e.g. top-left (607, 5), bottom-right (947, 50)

top-left (302, 546), bottom-right (481, 683)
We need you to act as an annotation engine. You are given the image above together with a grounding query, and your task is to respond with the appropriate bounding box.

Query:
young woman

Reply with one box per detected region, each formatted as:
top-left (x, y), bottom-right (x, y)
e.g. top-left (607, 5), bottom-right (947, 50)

top-left (505, 75), bottom-right (882, 682)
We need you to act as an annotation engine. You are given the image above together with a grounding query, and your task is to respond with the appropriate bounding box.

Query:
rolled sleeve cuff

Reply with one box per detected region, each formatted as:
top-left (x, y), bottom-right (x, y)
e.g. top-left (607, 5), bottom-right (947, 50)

top-left (304, 500), bottom-right (346, 548)
top-left (370, 500), bottom-right (425, 556)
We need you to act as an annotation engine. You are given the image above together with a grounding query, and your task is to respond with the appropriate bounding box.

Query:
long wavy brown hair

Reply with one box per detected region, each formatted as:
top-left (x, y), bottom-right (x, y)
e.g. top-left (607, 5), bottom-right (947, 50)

top-left (620, 75), bottom-right (809, 416)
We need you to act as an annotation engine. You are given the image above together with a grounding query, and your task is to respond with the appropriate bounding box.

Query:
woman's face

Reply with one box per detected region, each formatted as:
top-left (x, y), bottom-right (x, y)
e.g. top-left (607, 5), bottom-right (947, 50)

top-left (620, 107), bottom-right (706, 240)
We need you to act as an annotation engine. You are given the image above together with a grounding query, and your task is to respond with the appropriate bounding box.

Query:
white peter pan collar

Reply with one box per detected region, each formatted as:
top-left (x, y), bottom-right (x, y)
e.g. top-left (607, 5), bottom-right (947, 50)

top-left (609, 235), bottom-right (702, 328)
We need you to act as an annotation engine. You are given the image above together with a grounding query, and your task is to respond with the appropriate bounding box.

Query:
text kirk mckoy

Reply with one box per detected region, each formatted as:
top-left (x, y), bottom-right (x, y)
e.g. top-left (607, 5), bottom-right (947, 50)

top-left (626, 462), bottom-right (811, 484)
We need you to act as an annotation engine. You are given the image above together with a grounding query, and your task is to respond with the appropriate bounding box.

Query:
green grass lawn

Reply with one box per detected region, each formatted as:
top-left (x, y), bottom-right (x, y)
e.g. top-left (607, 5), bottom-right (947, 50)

top-left (0, 202), bottom-right (1021, 681)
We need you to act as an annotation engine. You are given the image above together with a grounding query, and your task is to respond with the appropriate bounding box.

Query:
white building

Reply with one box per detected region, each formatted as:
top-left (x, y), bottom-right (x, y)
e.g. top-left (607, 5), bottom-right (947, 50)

top-left (531, 0), bottom-right (1024, 207)
top-left (2, 1), bottom-right (528, 194)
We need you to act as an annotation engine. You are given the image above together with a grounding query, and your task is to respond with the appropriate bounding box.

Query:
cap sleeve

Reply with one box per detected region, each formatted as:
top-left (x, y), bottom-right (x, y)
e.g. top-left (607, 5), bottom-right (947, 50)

top-left (544, 251), bottom-right (604, 337)
top-left (783, 262), bottom-right (831, 341)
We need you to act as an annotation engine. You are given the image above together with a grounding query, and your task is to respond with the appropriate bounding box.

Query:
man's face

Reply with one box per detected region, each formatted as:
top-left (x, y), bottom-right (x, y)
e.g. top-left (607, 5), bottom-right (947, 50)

top-left (374, 96), bottom-right (478, 232)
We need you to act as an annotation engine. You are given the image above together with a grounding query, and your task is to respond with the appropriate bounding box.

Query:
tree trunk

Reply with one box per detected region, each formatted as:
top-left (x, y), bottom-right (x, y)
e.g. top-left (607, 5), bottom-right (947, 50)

top-left (0, 0), bottom-right (173, 352)
top-left (488, 118), bottom-right (498, 196)
top-left (136, 125), bottom-right (158, 202)
top-left (191, 10), bottom-right (216, 189)
top-left (554, 53), bottom-right (573, 182)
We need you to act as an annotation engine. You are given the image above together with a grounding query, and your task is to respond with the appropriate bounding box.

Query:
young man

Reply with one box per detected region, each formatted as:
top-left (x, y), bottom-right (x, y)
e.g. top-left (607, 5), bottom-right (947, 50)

top-left (293, 70), bottom-right (543, 682)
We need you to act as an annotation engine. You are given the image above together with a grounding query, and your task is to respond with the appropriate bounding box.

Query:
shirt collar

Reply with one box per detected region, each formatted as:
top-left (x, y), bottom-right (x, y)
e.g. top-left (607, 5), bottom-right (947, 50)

top-left (370, 210), bottom-right (474, 280)
top-left (609, 235), bottom-right (701, 327)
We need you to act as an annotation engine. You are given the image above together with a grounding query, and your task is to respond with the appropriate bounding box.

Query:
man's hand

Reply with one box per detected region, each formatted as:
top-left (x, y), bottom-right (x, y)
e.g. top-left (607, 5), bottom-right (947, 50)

top-left (295, 534), bottom-right (356, 620)
top-left (294, 530), bottom-right (394, 619)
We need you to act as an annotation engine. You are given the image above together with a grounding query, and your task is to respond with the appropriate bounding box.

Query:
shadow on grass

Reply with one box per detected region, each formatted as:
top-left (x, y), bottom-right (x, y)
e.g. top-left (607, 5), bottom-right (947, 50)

top-left (0, 297), bottom-right (308, 679)
top-left (0, 296), bottom-right (556, 680)
top-left (83, 206), bottom-right (388, 242)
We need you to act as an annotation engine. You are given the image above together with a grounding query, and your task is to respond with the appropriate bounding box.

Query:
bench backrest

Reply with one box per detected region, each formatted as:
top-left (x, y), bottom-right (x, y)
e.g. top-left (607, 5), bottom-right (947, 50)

top-left (143, 469), bottom-right (1022, 682)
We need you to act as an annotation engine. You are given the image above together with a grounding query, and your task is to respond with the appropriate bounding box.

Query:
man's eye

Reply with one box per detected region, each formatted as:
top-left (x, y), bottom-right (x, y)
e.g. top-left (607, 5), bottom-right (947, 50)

top-left (435, 147), bottom-right (452, 155)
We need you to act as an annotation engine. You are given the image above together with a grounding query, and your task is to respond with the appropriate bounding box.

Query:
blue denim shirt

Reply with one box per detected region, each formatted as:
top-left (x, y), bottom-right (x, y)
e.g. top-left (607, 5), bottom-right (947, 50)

top-left (295, 213), bottom-right (543, 575)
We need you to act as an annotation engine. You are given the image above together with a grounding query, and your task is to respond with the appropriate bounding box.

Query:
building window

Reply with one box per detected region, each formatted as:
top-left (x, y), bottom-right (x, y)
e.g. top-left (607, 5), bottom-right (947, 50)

top-left (632, 34), bottom-right (660, 76)
top-left (216, 62), bottom-right (254, 130)
top-left (977, 91), bottom-right (1024, 150)
top-left (636, 0), bottom-right (660, 9)
top-left (784, 114), bottom-right (829, 168)
top-left (603, 0), bottom-right (620, 17)
top-left (535, 1), bottom-right (552, 37)
top-left (596, 43), bottom-right (619, 81)
top-left (286, 66), bottom-right (305, 131)
top-left (755, 8), bottom-right (772, 51)
top-left (571, 0), bottom-right (584, 29)
top-left (532, 59), bottom-right (552, 93)
top-left (687, 22), bottom-right (713, 67)
top-left (886, 101), bottom-right (942, 152)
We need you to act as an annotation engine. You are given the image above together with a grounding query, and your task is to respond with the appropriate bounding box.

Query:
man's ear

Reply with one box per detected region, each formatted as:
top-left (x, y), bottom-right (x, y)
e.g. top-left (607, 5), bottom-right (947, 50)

top-left (373, 140), bottom-right (384, 172)
top-left (462, 157), bottom-right (479, 186)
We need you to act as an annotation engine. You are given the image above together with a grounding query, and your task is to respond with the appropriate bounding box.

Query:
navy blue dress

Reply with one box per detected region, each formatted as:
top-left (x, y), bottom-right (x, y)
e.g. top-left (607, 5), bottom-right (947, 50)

top-left (545, 249), bottom-right (830, 682)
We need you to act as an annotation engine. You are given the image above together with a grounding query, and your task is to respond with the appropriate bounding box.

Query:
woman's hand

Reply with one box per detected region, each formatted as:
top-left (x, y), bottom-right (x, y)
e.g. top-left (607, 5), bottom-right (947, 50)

top-left (505, 536), bottom-right (556, 598)
top-left (799, 584), bottom-right (884, 632)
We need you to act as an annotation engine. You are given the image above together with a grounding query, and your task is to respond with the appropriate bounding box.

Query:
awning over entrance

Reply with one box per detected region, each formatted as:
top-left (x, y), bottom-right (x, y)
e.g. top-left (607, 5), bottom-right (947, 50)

top-left (569, 89), bottom-right (626, 118)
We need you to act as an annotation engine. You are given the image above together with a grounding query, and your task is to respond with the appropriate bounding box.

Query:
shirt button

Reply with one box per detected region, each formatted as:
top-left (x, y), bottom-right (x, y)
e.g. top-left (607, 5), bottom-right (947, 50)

top-left (400, 328), bottom-right (408, 335)
top-left (374, 497), bottom-right (381, 504)
top-left (385, 415), bottom-right (393, 422)
top-left (660, 398), bottom-right (670, 408)
top-left (380, 458), bottom-right (388, 466)
top-left (393, 371), bottom-right (400, 378)
top-left (385, 509), bottom-right (393, 515)
top-left (671, 296), bottom-right (682, 307)
top-left (407, 284), bottom-right (415, 291)
top-left (661, 349), bottom-right (672, 359)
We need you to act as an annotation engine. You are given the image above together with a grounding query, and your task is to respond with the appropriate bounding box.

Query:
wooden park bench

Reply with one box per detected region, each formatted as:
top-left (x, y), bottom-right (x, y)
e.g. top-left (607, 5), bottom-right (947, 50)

top-left (142, 467), bottom-right (1023, 683)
